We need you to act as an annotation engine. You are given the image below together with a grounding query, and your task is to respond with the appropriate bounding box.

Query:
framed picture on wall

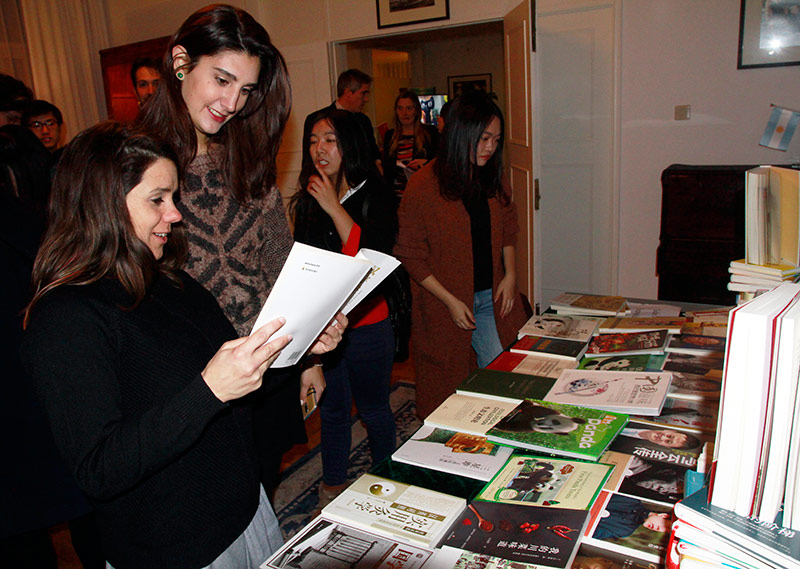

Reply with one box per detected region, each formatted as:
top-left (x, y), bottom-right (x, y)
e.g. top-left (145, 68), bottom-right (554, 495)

top-left (447, 74), bottom-right (492, 100)
top-left (376, 0), bottom-right (450, 29)
top-left (738, 0), bottom-right (800, 68)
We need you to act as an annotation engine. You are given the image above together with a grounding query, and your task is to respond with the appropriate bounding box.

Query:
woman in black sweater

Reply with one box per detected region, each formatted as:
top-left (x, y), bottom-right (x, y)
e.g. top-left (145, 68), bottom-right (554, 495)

top-left (21, 122), bottom-right (343, 569)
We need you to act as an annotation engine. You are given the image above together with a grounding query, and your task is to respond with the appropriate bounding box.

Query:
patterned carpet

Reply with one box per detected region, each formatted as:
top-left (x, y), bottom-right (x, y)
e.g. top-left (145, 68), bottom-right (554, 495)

top-left (273, 381), bottom-right (421, 539)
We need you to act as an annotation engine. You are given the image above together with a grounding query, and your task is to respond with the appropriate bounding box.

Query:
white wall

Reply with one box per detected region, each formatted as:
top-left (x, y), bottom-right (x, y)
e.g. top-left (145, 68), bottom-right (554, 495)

top-left (619, 0), bottom-right (800, 297)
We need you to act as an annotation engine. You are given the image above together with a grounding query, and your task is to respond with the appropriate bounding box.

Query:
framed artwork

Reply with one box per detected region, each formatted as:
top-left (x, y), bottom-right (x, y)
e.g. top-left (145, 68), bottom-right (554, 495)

top-left (738, 0), bottom-right (800, 69)
top-left (447, 73), bottom-right (492, 99)
top-left (376, 0), bottom-right (450, 29)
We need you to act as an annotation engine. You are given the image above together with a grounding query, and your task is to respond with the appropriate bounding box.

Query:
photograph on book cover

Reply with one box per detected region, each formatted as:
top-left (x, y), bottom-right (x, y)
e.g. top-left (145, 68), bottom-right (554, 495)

top-left (262, 516), bottom-right (434, 568)
top-left (376, 0), bottom-right (450, 29)
top-left (663, 352), bottom-right (724, 376)
top-left (631, 397), bottom-right (718, 434)
top-left (609, 422), bottom-right (708, 468)
top-left (583, 491), bottom-right (672, 564)
top-left (738, 0), bottom-right (800, 68)
top-left (667, 371), bottom-right (721, 401)
top-left (614, 454), bottom-right (690, 505)
top-left (573, 543), bottom-right (658, 569)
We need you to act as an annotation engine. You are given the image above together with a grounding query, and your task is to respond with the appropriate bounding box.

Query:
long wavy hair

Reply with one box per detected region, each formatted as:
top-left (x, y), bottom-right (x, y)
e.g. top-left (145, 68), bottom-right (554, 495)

top-left (24, 122), bottom-right (186, 325)
top-left (387, 90), bottom-right (432, 157)
top-left (137, 4), bottom-right (291, 203)
top-left (291, 109), bottom-right (380, 228)
top-left (433, 91), bottom-right (508, 205)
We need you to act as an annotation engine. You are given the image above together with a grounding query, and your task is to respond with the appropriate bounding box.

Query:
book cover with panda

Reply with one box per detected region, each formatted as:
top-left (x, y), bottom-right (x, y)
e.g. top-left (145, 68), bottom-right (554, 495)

top-left (485, 399), bottom-right (629, 461)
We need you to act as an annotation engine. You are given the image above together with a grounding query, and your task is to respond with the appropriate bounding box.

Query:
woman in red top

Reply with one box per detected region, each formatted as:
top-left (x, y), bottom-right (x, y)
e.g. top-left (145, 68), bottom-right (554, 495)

top-left (292, 109), bottom-right (398, 503)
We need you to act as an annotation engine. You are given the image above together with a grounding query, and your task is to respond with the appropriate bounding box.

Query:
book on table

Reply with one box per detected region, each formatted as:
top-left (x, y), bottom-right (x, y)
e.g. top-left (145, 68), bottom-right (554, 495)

top-left (680, 321), bottom-right (728, 338)
top-left (441, 499), bottom-right (589, 569)
top-left (260, 515), bottom-right (439, 569)
top-left (484, 398), bottom-right (629, 461)
top-left (250, 242), bottom-right (399, 367)
top-left (630, 396), bottom-right (719, 435)
top-left (674, 486), bottom-right (800, 569)
top-left (430, 546), bottom-right (541, 568)
top-left (584, 330), bottom-right (670, 357)
top-left (455, 367), bottom-right (558, 404)
top-left (671, 518), bottom-right (779, 569)
top-left (731, 257), bottom-right (800, 278)
top-left (516, 314), bottom-right (600, 341)
top-left (423, 393), bottom-right (522, 436)
top-left (486, 351), bottom-right (577, 378)
top-left (665, 334), bottom-right (726, 356)
top-left (475, 454), bottom-right (613, 510)
top-left (597, 316), bottom-right (687, 334)
top-left (542, 369), bottom-right (672, 416)
top-left (510, 335), bottom-right (590, 361)
top-left (549, 292), bottom-right (630, 316)
top-left (390, 425), bottom-right (513, 482)
top-left (320, 473), bottom-right (466, 548)
top-left (577, 353), bottom-right (666, 372)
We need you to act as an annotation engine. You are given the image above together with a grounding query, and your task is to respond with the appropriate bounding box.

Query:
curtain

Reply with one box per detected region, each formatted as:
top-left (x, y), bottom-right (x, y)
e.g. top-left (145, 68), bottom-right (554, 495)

top-left (19, 0), bottom-right (109, 138)
top-left (0, 0), bottom-right (33, 85)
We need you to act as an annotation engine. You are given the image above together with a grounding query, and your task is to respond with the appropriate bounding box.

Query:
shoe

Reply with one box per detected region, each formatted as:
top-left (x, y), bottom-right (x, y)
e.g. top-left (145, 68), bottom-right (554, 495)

top-left (310, 481), bottom-right (349, 517)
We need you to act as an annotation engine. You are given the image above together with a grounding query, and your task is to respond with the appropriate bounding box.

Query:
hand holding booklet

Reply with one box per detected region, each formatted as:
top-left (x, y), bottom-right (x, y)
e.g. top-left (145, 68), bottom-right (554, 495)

top-left (250, 242), bottom-right (400, 368)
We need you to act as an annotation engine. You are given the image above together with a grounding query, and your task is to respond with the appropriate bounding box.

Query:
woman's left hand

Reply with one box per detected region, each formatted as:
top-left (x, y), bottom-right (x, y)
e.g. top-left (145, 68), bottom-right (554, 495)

top-left (406, 158), bottom-right (426, 171)
top-left (300, 364), bottom-right (326, 405)
top-left (307, 168), bottom-right (342, 216)
top-left (309, 312), bottom-right (348, 354)
top-left (494, 273), bottom-right (517, 318)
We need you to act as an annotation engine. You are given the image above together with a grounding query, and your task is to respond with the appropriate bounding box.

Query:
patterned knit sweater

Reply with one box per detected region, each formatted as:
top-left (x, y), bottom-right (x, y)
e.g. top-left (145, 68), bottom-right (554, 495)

top-left (179, 151), bottom-right (293, 336)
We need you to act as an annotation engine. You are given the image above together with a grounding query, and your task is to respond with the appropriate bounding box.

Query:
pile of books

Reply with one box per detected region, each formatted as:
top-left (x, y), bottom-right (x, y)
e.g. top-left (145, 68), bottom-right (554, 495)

top-left (262, 292), bottom-right (732, 569)
top-left (727, 258), bottom-right (800, 296)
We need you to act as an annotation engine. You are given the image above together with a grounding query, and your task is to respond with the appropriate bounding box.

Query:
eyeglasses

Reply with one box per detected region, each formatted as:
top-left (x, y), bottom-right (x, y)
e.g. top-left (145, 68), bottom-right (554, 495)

top-left (28, 119), bottom-right (59, 130)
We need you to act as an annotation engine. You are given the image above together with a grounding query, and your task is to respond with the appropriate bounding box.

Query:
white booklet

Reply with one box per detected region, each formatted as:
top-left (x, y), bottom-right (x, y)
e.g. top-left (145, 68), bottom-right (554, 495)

top-left (250, 242), bottom-right (400, 368)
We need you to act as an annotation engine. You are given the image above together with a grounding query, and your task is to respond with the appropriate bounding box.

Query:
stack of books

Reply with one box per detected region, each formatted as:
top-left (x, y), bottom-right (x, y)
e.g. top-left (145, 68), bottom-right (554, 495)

top-left (727, 258), bottom-right (800, 295)
top-left (710, 282), bottom-right (800, 528)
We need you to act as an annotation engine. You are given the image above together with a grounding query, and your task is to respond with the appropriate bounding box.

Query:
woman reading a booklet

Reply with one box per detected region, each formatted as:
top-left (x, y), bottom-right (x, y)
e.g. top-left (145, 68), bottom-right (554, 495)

top-left (292, 108), bottom-right (398, 505)
top-left (20, 123), bottom-right (341, 568)
top-left (137, 5), bottom-right (333, 496)
top-left (394, 91), bottom-right (526, 418)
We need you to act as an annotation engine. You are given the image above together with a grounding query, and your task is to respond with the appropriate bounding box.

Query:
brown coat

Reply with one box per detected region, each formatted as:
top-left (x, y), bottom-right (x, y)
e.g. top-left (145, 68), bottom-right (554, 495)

top-left (394, 162), bottom-right (527, 418)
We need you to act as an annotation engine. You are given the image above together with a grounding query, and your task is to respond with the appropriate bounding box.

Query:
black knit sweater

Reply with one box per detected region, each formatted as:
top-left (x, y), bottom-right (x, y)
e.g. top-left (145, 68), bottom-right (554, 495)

top-left (21, 272), bottom-right (260, 569)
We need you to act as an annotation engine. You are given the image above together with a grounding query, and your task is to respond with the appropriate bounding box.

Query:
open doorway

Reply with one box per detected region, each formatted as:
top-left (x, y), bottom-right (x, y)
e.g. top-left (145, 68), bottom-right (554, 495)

top-left (330, 21), bottom-right (505, 142)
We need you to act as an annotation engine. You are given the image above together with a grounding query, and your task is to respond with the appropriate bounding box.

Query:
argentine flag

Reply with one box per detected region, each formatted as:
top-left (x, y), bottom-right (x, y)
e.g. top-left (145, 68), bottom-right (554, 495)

top-left (760, 106), bottom-right (800, 152)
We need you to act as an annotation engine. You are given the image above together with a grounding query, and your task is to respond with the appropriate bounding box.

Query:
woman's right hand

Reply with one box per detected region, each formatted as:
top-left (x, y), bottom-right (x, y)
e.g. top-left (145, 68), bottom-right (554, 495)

top-left (446, 297), bottom-right (476, 330)
top-left (201, 317), bottom-right (291, 403)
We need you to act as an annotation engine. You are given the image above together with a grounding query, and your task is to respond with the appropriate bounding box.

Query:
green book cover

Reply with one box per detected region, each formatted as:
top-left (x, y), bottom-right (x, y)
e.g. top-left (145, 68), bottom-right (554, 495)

top-left (485, 399), bottom-right (629, 461)
top-left (456, 368), bottom-right (556, 403)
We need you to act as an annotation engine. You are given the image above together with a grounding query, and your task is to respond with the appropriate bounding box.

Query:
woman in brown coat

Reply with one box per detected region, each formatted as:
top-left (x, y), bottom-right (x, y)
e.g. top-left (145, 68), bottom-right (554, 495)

top-left (394, 92), bottom-right (527, 418)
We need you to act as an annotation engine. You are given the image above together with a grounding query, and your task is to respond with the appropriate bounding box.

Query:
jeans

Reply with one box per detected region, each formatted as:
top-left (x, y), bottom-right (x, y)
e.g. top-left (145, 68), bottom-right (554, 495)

top-left (472, 288), bottom-right (504, 367)
top-left (320, 318), bottom-right (396, 486)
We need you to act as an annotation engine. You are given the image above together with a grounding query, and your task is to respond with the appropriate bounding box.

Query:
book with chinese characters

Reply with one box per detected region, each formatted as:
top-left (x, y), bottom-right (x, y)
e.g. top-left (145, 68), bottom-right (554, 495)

top-left (441, 500), bottom-right (589, 569)
top-left (665, 334), bottom-right (726, 356)
top-left (321, 473), bottom-right (466, 548)
top-left (584, 330), bottom-right (670, 358)
top-left (476, 454), bottom-right (613, 510)
top-left (261, 515), bottom-right (438, 568)
top-left (485, 399), bottom-right (629, 461)
top-left (543, 369), bottom-right (672, 416)
top-left (391, 425), bottom-right (514, 482)
top-left (517, 314), bottom-right (599, 342)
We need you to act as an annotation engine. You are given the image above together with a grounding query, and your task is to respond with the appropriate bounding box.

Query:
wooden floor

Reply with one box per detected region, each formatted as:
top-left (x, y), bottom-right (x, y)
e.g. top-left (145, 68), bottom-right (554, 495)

top-left (51, 356), bottom-right (416, 568)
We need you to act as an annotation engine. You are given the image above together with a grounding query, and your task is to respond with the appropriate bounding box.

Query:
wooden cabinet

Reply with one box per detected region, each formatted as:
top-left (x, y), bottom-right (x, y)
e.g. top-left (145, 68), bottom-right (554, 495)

top-left (656, 164), bottom-right (755, 306)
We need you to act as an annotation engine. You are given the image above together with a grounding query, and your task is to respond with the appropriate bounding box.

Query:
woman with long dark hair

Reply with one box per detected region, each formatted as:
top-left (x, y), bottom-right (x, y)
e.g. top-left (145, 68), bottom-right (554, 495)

top-left (21, 122), bottom-right (339, 567)
top-left (292, 109), bottom-right (397, 505)
top-left (381, 89), bottom-right (438, 199)
top-left (138, 4), bottom-right (335, 495)
top-left (394, 92), bottom-right (527, 418)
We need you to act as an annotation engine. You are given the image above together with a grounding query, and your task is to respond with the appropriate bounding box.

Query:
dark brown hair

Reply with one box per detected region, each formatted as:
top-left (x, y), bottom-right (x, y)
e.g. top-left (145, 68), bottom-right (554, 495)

top-left (138, 4), bottom-right (291, 203)
top-left (25, 122), bottom-right (185, 325)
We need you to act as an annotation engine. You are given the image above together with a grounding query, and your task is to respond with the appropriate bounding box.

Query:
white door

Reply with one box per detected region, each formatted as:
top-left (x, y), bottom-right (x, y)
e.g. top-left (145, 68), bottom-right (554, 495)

top-left (536, 0), bottom-right (618, 310)
top-left (504, 0), bottom-right (536, 310)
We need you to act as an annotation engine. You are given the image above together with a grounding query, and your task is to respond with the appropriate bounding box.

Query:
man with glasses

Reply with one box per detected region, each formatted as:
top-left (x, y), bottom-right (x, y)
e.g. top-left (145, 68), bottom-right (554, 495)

top-left (24, 100), bottom-right (64, 159)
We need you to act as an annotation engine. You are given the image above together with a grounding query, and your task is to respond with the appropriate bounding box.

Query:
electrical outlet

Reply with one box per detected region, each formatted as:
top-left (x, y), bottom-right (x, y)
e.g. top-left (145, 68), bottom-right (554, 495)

top-left (674, 105), bottom-right (691, 120)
